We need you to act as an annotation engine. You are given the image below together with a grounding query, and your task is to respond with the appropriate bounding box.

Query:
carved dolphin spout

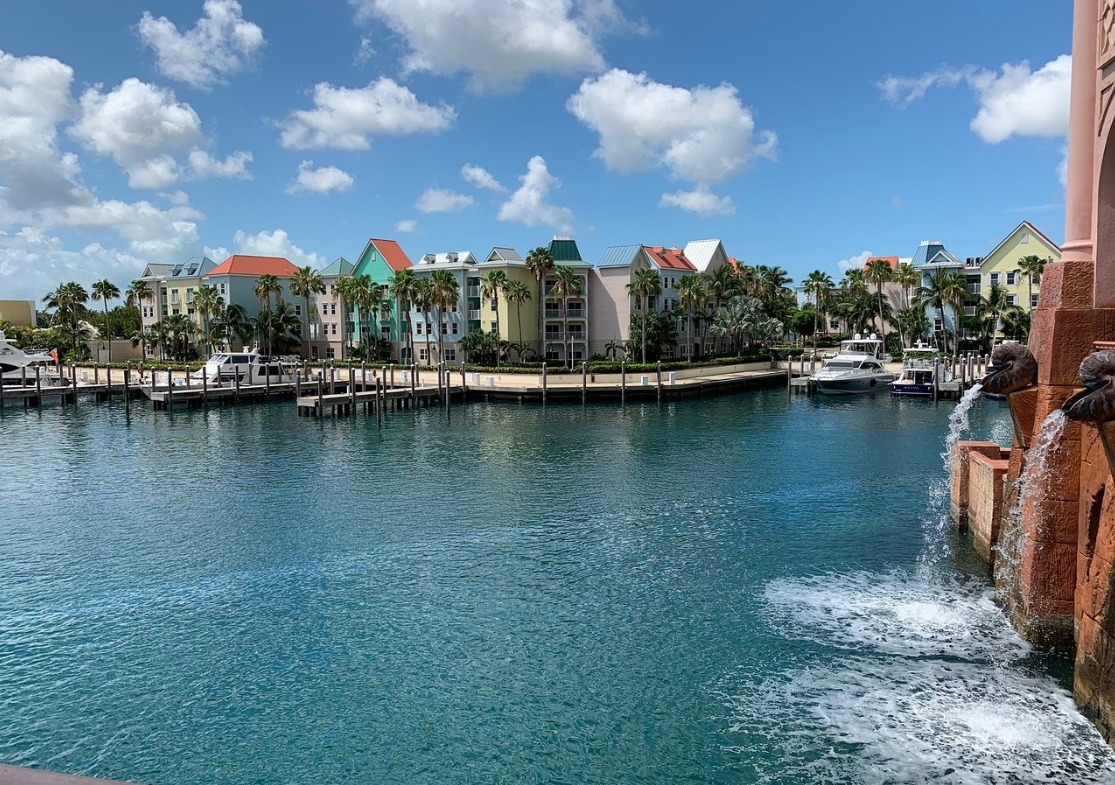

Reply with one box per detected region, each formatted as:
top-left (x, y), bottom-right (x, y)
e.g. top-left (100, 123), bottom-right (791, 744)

top-left (1063, 350), bottom-right (1115, 423)
top-left (981, 343), bottom-right (1037, 396)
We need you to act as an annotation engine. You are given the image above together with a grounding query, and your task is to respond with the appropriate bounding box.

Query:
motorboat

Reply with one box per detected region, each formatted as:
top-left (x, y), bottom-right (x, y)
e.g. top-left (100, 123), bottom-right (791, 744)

top-left (890, 342), bottom-right (950, 397)
top-left (138, 349), bottom-right (301, 398)
top-left (810, 334), bottom-right (895, 395)
top-left (0, 330), bottom-right (66, 386)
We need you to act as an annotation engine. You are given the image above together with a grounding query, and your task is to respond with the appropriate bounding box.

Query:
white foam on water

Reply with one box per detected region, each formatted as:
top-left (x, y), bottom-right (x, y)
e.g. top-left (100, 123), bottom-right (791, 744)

top-left (723, 570), bottom-right (1115, 784)
top-left (945, 383), bottom-right (983, 468)
top-left (762, 571), bottom-right (1030, 662)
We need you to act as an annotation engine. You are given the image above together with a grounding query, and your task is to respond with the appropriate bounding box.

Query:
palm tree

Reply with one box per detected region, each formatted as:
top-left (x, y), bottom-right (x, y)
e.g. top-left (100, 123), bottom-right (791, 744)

top-left (344, 276), bottom-right (378, 353)
top-left (675, 274), bottom-right (706, 361)
top-left (864, 259), bottom-right (893, 336)
top-left (290, 266), bottom-right (325, 358)
top-left (255, 302), bottom-right (303, 356)
top-left (125, 279), bottom-right (152, 311)
top-left (430, 269), bottom-right (460, 364)
top-left (916, 268), bottom-right (968, 356)
top-left (251, 274), bottom-right (282, 354)
top-left (627, 268), bottom-right (662, 364)
top-left (525, 246), bottom-right (555, 358)
top-left (413, 278), bottom-right (435, 365)
top-left (755, 265), bottom-right (794, 321)
top-left (43, 281), bottom-right (89, 357)
top-left (333, 276), bottom-right (362, 360)
top-left (214, 303), bottom-right (252, 351)
top-left (479, 270), bottom-right (510, 341)
top-left (977, 282), bottom-right (1009, 346)
top-left (389, 268), bottom-right (419, 364)
top-left (91, 278), bottom-right (120, 361)
top-left (709, 294), bottom-right (776, 355)
top-left (1000, 306), bottom-right (1031, 342)
top-left (550, 266), bottom-right (582, 369)
top-left (192, 284), bottom-right (224, 356)
top-left (162, 313), bottom-right (196, 360)
top-left (1017, 254), bottom-right (1047, 313)
top-left (505, 280), bottom-right (532, 359)
top-left (894, 262), bottom-right (921, 310)
top-left (802, 270), bottom-right (834, 343)
top-left (129, 326), bottom-right (156, 361)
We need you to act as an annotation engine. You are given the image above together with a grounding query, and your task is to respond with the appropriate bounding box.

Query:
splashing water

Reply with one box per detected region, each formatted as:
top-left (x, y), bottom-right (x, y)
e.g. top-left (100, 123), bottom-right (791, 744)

top-left (944, 383), bottom-right (983, 472)
top-left (918, 383), bottom-right (984, 567)
top-left (995, 410), bottom-right (1069, 602)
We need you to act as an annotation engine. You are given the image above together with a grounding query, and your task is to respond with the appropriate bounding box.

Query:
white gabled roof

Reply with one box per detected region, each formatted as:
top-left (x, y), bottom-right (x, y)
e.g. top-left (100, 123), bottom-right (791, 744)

top-left (682, 239), bottom-right (726, 273)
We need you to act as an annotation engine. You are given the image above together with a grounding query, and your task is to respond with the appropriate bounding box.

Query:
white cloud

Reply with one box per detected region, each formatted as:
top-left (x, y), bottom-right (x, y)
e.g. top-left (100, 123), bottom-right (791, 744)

top-left (187, 149), bottom-right (253, 180)
top-left (69, 78), bottom-right (249, 188)
top-left (567, 68), bottom-right (777, 187)
top-left (836, 250), bottom-right (873, 273)
top-left (1057, 143), bottom-right (1069, 187)
top-left (137, 0), bottom-right (265, 90)
top-left (968, 55), bottom-right (1071, 144)
top-left (285, 160), bottom-right (355, 195)
top-left (416, 187), bottom-right (473, 213)
top-left (0, 228), bottom-right (150, 300)
top-left (395, 219), bottom-right (417, 232)
top-left (280, 77), bottom-right (456, 150)
top-left (349, 0), bottom-right (635, 93)
top-left (231, 228), bottom-right (326, 269)
top-left (355, 36), bottom-right (375, 65)
top-left (876, 66), bottom-right (975, 105)
top-left (0, 49), bottom-right (89, 213)
top-left (461, 163), bottom-right (504, 192)
top-left (659, 186), bottom-right (734, 216)
top-left (878, 55), bottom-right (1071, 144)
top-left (497, 156), bottom-right (573, 231)
top-left (0, 50), bottom-right (207, 274)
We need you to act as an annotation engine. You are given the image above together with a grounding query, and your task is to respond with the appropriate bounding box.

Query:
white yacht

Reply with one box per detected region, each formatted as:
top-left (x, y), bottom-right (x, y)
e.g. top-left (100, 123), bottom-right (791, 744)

top-left (138, 349), bottom-right (301, 397)
top-left (810, 334), bottom-right (895, 395)
top-left (890, 342), bottom-right (950, 397)
top-left (0, 330), bottom-right (66, 386)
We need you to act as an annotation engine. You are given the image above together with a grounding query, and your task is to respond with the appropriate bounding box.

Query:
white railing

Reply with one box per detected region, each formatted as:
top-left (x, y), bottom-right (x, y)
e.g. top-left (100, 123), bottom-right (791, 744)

top-left (468, 309), bottom-right (481, 320)
top-left (467, 286), bottom-right (480, 297)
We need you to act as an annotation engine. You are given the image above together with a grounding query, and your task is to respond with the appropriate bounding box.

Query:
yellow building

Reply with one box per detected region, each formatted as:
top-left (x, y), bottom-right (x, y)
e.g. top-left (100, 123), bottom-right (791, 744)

top-left (976, 221), bottom-right (1061, 313)
top-left (480, 248), bottom-right (540, 352)
top-left (0, 300), bottom-right (37, 327)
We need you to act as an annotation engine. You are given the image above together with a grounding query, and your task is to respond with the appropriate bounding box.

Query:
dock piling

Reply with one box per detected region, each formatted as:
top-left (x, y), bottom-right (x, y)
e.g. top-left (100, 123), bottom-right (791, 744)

top-left (581, 362), bottom-right (587, 404)
top-left (541, 363), bottom-right (547, 405)
top-left (620, 361), bottom-right (626, 404)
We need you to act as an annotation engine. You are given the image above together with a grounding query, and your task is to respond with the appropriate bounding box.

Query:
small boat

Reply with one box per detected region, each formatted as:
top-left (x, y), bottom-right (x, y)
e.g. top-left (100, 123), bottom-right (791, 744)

top-left (890, 343), bottom-right (950, 397)
top-left (810, 334), bottom-right (896, 395)
top-left (138, 349), bottom-right (301, 398)
top-left (0, 330), bottom-right (67, 386)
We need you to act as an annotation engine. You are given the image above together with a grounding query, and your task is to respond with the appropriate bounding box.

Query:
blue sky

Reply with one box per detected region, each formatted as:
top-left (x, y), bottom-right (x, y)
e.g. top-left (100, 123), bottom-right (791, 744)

top-left (0, 1), bottom-right (1072, 302)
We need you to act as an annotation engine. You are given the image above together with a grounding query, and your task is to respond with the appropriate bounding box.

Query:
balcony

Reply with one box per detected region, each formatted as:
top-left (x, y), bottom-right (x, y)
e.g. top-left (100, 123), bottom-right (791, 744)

top-left (468, 309), bottom-right (481, 320)
top-left (467, 286), bottom-right (480, 297)
top-left (566, 307), bottom-right (584, 318)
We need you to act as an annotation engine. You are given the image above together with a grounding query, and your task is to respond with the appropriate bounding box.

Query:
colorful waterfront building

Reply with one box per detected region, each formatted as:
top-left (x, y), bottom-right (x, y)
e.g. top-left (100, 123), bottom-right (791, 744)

top-left (351, 238), bottom-right (414, 361)
top-left (972, 221), bottom-right (1061, 319)
top-left (204, 255), bottom-right (301, 342)
top-left (406, 250), bottom-right (481, 365)
top-left (480, 247), bottom-right (539, 353)
top-left (311, 257), bottom-right (354, 360)
top-left (542, 237), bottom-right (592, 365)
top-left (134, 257), bottom-right (218, 336)
top-left (911, 239), bottom-right (966, 340)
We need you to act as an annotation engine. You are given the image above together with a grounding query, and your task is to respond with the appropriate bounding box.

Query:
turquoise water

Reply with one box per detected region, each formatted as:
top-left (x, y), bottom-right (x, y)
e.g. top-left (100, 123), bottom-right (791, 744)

top-left (1, 391), bottom-right (1114, 784)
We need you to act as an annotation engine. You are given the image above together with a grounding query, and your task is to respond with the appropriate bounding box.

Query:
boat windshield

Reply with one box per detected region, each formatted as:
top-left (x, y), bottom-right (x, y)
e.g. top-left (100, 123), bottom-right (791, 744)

top-left (826, 361), bottom-right (856, 369)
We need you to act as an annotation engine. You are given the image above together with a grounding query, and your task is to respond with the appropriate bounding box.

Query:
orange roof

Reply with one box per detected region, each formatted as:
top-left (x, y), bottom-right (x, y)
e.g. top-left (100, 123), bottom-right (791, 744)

top-left (370, 238), bottom-right (413, 272)
top-left (208, 255), bottom-right (300, 277)
top-left (863, 256), bottom-right (899, 271)
top-left (644, 246), bottom-right (697, 271)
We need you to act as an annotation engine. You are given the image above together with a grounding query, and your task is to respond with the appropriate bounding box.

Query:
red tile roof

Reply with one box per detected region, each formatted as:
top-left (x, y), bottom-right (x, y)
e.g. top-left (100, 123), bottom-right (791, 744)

top-left (208, 255), bottom-right (300, 277)
top-left (370, 239), bottom-right (413, 272)
top-left (644, 246), bottom-right (697, 271)
top-left (863, 256), bottom-right (899, 271)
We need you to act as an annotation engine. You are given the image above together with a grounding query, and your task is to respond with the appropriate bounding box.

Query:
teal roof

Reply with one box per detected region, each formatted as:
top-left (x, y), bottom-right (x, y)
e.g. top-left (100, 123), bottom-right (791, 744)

top-left (911, 241), bottom-right (962, 268)
top-left (318, 257), bottom-right (354, 276)
top-left (549, 238), bottom-right (583, 263)
top-left (596, 244), bottom-right (643, 268)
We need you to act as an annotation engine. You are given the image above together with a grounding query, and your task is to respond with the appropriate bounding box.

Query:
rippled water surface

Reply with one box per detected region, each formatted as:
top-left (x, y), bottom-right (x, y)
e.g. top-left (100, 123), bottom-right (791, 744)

top-left (1, 391), bottom-right (1113, 784)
